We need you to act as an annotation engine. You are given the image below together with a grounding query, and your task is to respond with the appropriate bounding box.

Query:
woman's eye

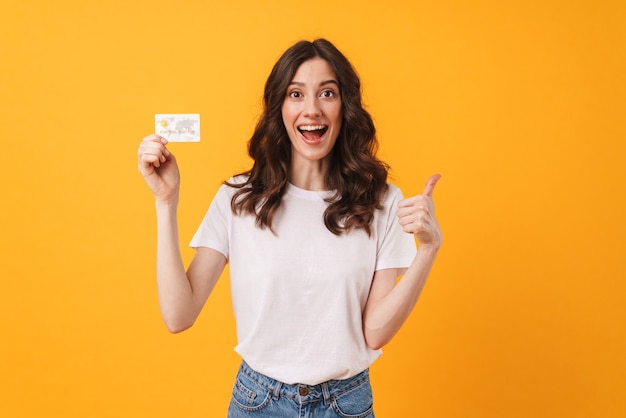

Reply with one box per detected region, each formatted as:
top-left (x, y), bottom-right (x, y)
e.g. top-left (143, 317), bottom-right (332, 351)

top-left (289, 91), bottom-right (302, 98)
top-left (320, 90), bottom-right (335, 98)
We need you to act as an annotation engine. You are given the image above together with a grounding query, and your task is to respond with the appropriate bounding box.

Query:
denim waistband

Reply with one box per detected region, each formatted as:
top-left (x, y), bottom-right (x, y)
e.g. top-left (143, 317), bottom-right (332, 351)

top-left (238, 361), bottom-right (371, 405)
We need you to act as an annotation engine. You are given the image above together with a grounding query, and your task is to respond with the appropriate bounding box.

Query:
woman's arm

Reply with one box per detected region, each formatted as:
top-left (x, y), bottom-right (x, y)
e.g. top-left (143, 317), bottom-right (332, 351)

top-left (362, 175), bottom-right (442, 349)
top-left (138, 135), bottom-right (227, 333)
top-left (155, 202), bottom-right (226, 333)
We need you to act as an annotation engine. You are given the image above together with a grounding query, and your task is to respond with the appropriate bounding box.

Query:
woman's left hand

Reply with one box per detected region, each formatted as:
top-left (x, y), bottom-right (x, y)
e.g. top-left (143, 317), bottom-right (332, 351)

top-left (397, 174), bottom-right (442, 247)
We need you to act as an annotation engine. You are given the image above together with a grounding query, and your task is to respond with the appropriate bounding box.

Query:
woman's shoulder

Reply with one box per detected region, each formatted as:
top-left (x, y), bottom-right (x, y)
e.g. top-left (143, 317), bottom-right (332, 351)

top-left (212, 174), bottom-right (248, 199)
top-left (225, 174), bottom-right (249, 186)
top-left (379, 182), bottom-right (408, 209)
top-left (219, 174), bottom-right (250, 192)
top-left (384, 182), bottom-right (404, 199)
top-left (213, 174), bottom-right (252, 204)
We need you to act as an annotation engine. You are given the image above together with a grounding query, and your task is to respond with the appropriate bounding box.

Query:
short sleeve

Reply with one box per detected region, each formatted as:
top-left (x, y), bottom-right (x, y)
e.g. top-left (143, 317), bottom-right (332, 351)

top-left (375, 184), bottom-right (417, 272)
top-left (189, 183), bottom-right (233, 260)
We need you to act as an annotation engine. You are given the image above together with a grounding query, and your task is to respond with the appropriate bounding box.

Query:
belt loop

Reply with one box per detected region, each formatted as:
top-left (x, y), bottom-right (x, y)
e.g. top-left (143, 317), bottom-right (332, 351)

top-left (321, 382), bottom-right (332, 405)
top-left (271, 380), bottom-right (282, 400)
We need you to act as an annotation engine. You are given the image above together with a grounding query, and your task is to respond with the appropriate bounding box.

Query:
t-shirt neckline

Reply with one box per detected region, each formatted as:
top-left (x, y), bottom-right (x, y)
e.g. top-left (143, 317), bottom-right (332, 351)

top-left (285, 182), bottom-right (336, 200)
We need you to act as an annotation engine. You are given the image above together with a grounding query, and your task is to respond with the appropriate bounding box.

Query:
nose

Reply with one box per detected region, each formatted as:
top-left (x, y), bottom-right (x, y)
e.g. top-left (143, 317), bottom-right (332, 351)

top-left (303, 96), bottom-right (322, 117)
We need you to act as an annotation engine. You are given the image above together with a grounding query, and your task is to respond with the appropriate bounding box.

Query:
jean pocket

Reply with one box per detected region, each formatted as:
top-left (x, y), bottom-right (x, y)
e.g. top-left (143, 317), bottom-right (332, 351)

top-left (229, 373), bottom-right (272, 413)
top-left (331, 379), bottom-right (374, 418)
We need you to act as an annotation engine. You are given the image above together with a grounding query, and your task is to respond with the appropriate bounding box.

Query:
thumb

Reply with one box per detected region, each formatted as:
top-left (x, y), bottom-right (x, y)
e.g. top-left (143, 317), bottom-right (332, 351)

top-left (422, 174), bottom-right (442, 197)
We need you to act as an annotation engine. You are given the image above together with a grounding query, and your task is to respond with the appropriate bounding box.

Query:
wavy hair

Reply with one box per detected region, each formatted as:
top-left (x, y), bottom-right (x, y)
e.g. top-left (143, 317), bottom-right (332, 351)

top-left (226, 38), bottom-right (389, 236)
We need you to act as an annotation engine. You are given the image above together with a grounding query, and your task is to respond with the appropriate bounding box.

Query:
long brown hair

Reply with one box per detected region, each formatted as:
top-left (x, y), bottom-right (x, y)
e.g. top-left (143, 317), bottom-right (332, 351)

top-left (226, 39), bottom-right (389, 236)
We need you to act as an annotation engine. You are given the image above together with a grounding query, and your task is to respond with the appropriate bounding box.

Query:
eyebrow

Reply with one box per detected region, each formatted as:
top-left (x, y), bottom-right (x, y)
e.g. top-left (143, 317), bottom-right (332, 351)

top-left (289, 80), bottom-right (339, 87)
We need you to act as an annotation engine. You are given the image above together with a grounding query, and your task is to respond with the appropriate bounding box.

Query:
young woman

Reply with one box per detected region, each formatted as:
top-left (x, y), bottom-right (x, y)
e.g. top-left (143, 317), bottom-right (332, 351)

top-left (138, 38), bottom-right (441, 418)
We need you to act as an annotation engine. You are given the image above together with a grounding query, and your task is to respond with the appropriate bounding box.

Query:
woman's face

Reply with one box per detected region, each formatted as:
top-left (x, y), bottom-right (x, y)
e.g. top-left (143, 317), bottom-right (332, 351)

top-left (281, 57), bottom-right (342, 170)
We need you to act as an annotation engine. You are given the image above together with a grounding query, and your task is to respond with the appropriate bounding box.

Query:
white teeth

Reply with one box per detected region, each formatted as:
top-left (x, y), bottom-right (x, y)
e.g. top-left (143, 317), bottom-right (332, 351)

top-left (298, 125), bottom-right (326, 131)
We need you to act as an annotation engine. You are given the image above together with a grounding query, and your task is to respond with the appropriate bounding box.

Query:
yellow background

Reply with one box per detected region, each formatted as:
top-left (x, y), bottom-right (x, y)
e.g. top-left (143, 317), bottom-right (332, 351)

top-left (1, 0), bottom-right (625, 416)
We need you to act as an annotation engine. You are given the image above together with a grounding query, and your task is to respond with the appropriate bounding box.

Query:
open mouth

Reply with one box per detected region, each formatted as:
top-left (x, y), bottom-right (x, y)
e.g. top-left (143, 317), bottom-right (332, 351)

top-left (297, 125), bottom-right (328, 142)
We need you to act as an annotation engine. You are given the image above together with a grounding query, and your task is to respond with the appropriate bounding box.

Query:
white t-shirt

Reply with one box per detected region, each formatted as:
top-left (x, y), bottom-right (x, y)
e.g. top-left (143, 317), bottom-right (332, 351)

top-left (190, 178), bottom-right (417, 385)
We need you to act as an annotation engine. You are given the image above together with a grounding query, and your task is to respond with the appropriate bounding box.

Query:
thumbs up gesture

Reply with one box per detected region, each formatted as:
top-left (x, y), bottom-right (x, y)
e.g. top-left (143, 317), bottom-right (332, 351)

top-left (397, 174), bottom-right (442, 247)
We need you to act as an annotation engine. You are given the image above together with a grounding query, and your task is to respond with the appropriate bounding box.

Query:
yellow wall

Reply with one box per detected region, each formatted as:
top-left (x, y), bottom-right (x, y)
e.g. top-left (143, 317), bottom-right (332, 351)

top-left (1, 0), bottom-right (624, 416)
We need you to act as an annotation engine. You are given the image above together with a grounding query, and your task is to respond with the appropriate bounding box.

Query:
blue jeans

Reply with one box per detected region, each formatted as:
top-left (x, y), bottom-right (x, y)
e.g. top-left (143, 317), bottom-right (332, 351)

top-left (227, 361), bottom-right (375, 418)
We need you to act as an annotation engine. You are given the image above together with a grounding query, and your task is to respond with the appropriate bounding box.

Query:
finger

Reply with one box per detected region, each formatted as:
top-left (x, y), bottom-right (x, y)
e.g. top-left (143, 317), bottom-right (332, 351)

top-left (422, 174), bottom-right (442, 197)
top-left (397, 197), bottom-right (412, 208)
top-left (139, 142), bottom-right (169, 165)
top-left (154, 136), bottom-right (170, 160)
top-left (139, 139), bottom-right (169, 160)
top-left (398, 194), bottom-right (423, 208)
top-left (398, 194), bottom-right (431, 210)
top-left (141, 134), bottom-right (169, 148)
top-left (397, 206), bottom-right (428, 220)
top-left (140, 152), bottom-right (162, 168)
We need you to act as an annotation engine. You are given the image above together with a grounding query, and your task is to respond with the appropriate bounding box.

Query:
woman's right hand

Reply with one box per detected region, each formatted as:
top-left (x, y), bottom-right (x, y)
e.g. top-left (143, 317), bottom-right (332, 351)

top-left (137, 134), bottom-right (180, 204)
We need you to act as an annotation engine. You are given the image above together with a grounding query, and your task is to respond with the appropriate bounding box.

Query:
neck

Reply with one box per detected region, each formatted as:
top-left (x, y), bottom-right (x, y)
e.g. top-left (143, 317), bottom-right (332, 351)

top-left (289, 159), bottom-right (330, 191)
